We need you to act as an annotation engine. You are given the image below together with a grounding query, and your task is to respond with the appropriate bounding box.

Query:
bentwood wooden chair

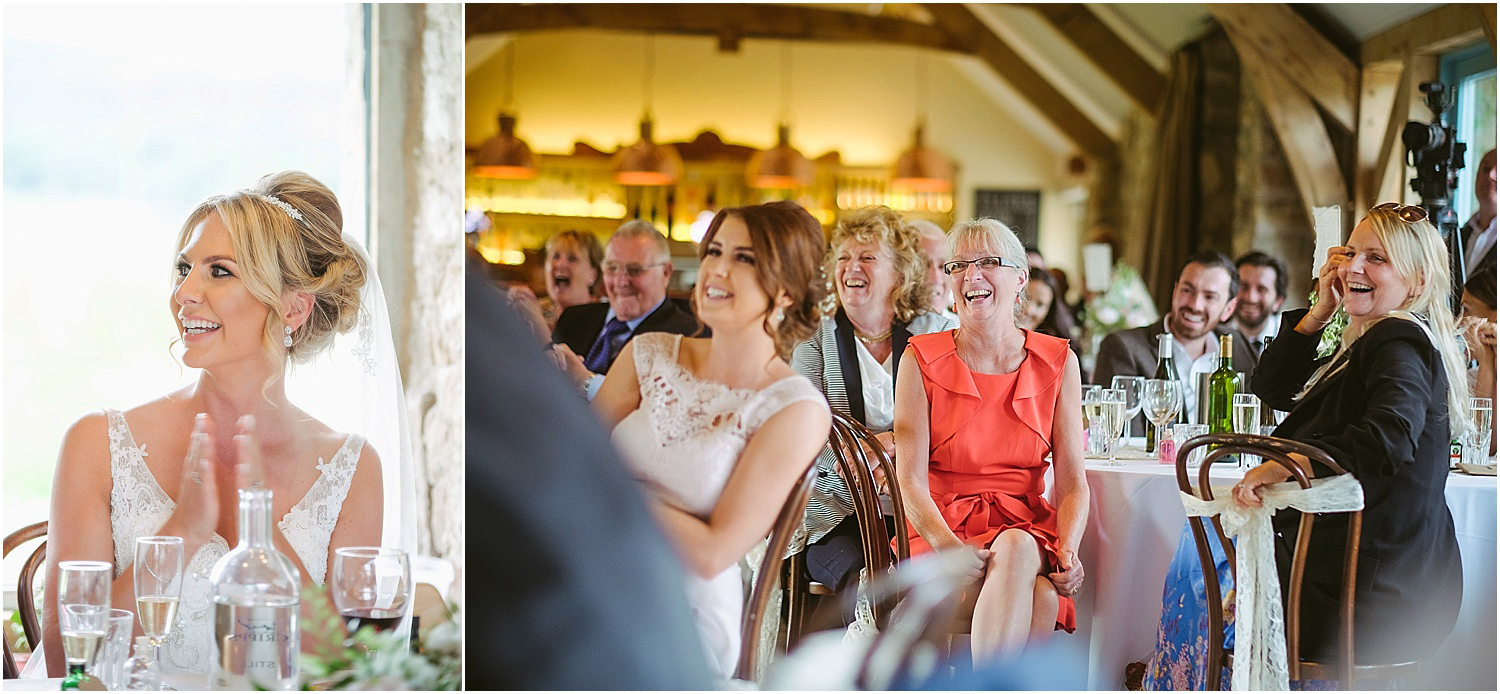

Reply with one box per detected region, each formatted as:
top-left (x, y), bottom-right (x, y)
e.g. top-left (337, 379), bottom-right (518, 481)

top-left (737, 464), bottom-right (818, 683)
top-left (3, 521), bottom-right (48, 679)
top-left (1175, 432), bottom-right (1424, 690)
top-left (783, 411), bottom-right (910, 648)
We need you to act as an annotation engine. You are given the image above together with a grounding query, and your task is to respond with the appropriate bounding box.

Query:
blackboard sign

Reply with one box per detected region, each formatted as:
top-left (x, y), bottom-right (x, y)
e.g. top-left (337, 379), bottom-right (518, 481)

top-left (973, 189), bottom-right (1040, 248)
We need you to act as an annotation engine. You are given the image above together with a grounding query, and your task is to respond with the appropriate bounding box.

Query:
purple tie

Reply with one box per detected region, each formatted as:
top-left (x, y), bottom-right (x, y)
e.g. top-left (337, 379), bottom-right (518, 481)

top-left (583, 318), bottom-right (631, 374)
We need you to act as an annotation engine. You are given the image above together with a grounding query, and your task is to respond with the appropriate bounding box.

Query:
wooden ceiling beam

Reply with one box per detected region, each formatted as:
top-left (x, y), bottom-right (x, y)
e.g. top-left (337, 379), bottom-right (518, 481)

top-left (1208, 4), bottom-right (1358, 132)
top-left (1362, 3), bottom-right (1489, 64)
top-left (1356, 59), bottom-right (1406, 213)
top-left (924, 4), bottom-right (1114, 161)
top-left (1225, 28), bottom-right (1348, 218)
top-left (464, 3), bottom-right (963, 52)
top-left (1018, 3), bottom-right (1166, 112)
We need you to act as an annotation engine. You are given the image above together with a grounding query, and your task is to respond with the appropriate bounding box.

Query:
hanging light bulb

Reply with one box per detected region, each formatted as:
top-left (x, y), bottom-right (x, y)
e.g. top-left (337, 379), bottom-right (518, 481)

top-left (474, 42), bottom-right (537, 179)
top-left (891, 56), bottom-right (955, 192)
top-left (614, 35), bottom-right (681, 186)
top-left (748, 43), bottom-right (813, 189)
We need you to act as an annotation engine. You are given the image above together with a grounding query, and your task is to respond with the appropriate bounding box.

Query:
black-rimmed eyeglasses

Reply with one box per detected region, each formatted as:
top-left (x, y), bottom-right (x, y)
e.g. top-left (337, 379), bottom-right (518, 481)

top-left (602, 262), bottom-right (666, 278)
top-left (942, 256), bottom-right (1022, 275)
top-left (1372, 202), bottom-right (1429, 223)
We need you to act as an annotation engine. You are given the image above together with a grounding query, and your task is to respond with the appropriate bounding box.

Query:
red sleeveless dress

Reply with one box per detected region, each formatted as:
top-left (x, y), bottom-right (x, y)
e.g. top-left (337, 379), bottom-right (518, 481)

top-left (903, 329), bottom-right (1075, 632)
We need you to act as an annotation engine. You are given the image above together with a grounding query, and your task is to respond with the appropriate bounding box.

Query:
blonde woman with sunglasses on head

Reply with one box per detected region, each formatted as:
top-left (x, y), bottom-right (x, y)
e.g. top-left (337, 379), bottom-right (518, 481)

top-left (1233, 202), bottom-right (1472, 665)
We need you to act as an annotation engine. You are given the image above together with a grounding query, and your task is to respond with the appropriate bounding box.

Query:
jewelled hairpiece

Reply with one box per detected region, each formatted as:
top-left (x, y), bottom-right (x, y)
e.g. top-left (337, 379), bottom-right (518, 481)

top-left (257, 193), bottom-right (304, 222)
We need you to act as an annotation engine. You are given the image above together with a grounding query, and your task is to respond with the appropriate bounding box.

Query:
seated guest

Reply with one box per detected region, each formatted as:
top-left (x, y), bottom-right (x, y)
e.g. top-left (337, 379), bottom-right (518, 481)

top-left (910, 218), bottom-right (958, 322)
top-left (551, 220), bottom-right (700, 399)
top-left (1461, 271), bottom-right (1497, 454)
top-left (1234, 203), bottom-right (1470, 664)
top-left (1234, 250), bottom-right (1290, 356)
top-left (789, 206), bottom-right (955, 620)
top-left (594, 201), bottom-right (831, 679)
top-left (1094, 251), bottom-right (1256, 434)
top-left (894, 218), bottom-right (1088, 664)
top-left (509, 230), bottom-right (604, 341)
top-left (1020, 267), bottom-right (1081, 344)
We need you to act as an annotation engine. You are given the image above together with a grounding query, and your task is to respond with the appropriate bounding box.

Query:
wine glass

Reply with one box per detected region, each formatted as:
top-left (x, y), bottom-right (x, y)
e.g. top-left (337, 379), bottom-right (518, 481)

top-left (135, 536), bottom-right (184, 665)
top-left (1082, 385), bottom-right (1104, 456)
top-left (57, 560), bottom-right (112, 689)
top-left (1233, 394), bottom-right (1262, 468)
top-left (1111, 375), bottom-right (1145, 446)
top-left (1100, 388), bottom-right (1128, 466)
top-left (1468, 398), bottom-right (1493, 466)
top-left (1143, 379), bottom-right (1183, 457)
top-left (331, 547), bottom-right (411, 645)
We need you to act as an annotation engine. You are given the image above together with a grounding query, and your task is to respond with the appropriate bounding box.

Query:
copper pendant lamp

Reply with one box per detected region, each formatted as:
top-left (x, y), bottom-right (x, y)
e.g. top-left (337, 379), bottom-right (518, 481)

top-left (614, 35), bottom-right (681, 186)
top-left (891, 56), bottom-right (954, 192)
top-left (747, 43), bottom-right (813, 189)
top-left (473, 42), bottom-right (537, 179)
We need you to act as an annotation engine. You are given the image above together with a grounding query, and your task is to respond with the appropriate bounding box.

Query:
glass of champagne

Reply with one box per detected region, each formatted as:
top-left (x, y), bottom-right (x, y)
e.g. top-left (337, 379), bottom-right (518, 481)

top-left (1111, 375), bottom-right (1145, 447)
top-left (57, 560), bottom-right (112, 690)
top-left (1468, 398), bottom-right (1493, 466)
top-left (1100, 388), bottom-right (1128, 466)
top-left (1082, 385), bottom-right (1104, 456)
top-left (1233, 394), bottom-right (1262, 468)
top-left (331, 547), bottom-right (411, 645)
top-left (135, 536), bottom-right (184, 665)
top-left (1142, 379), bottom-right (1183, 457)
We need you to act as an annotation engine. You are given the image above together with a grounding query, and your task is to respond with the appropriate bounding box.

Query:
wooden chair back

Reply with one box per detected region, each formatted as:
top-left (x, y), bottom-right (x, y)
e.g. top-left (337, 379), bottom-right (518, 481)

top-left (1175, 432), bottom-right (1419, 689)
top-left (3, 521), bottom-right (47, 679)
top-left (737, 464), bottom-right (817, 682)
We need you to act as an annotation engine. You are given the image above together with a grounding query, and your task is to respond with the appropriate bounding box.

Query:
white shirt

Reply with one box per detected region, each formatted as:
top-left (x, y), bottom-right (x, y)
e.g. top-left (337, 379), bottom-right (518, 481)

top-left (1236, 312), bottom-right (1281, 353)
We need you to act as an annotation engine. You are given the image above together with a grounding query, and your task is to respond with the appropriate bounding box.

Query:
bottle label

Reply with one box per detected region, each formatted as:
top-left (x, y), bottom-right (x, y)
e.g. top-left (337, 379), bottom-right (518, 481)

top-left (1451, 440), bottom-right (1463, 468)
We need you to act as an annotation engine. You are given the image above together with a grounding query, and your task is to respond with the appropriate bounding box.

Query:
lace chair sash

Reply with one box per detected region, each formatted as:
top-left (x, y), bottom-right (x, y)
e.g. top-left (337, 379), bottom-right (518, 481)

top-left (1179, 474), bottom-right (1364, 691)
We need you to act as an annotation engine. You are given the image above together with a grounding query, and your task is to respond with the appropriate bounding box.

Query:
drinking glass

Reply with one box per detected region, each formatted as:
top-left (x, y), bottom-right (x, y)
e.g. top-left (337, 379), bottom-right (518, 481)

top-left (331, 547), bottom-right (412, 645)
top-left (1174, 424), bottom-right (1210, 468)
top-left (89, 608), bottom-right (134, 690)
top-left (1142, 379), bottom-right (1183, 457)
top-left (1467, 398), bottom-right (1493, 466)
top-left (1233, 394), bottom-right (1262, 468)
top-left (1111, 375), bottom-right (1145, 445)
top-left (1100, 388), bottom-right (1128, 466)
top-left (58, 560), bottom-right (112, 689)
top-left (1082, 386), bottom-right (1105, 456)
top-left (135, 536), bottom-right (184, 665)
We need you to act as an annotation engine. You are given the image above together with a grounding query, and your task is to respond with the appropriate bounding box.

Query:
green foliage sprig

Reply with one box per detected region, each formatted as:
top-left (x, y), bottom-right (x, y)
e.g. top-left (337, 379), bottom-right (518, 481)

top-left (297, 584), bottom-right (461, 691)
top-left (1311, 289), bottom-right (1349, 359)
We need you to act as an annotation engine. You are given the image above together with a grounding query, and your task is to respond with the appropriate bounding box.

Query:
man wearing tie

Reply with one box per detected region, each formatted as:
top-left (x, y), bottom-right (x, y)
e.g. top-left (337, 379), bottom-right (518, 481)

top-left (551, 220), bottom-right (701, 399)
top-left (1460, 148), bottom-right (1497, 288)
top-left (1233, 251), bottom-right (1289, 357)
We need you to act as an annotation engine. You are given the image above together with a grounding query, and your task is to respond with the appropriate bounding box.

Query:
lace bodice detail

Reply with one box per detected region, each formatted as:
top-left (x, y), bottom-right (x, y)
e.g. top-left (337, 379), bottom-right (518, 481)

top-left (610, 333), bottom-right (826, 679)
top-left (105, 409), bottom-right (362, 674)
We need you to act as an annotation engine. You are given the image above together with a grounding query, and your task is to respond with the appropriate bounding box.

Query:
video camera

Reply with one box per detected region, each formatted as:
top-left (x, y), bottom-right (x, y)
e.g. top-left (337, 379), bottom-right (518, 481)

top-left (1402, 81), bottom-right (1468, 308)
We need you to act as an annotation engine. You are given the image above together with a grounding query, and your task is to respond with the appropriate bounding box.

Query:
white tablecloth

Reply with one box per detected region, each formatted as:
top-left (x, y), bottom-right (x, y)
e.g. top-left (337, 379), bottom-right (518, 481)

top-left (1071, 446), bottom-right (1497, 690)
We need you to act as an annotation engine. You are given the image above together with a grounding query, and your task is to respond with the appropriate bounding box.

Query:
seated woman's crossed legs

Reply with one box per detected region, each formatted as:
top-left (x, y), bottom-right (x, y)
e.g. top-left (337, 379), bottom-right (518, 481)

top-left (971, 528), bottom-right (1058, 663)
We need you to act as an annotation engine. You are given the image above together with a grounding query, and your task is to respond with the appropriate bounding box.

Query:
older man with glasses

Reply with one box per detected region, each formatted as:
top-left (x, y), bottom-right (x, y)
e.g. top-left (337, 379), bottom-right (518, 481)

top-left (551, 220), bottom-right (702, 399)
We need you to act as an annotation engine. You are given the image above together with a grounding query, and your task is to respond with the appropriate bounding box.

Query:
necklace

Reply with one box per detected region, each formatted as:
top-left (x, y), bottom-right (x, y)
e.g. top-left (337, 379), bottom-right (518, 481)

top-left (854, 327), bottom-right (891, 344)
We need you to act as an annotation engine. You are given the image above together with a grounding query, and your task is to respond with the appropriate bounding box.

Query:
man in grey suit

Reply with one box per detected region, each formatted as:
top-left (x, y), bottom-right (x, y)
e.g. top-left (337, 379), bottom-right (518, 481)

top-left (1094, 251), bottom-right (1257, 433)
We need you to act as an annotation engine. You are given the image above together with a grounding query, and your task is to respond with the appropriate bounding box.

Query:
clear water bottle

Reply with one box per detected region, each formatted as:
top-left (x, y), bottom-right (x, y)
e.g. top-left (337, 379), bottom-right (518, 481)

top-left (208, 487), bottom-right (301, 690)
top-left (124, 636), bottom-right (161, 691)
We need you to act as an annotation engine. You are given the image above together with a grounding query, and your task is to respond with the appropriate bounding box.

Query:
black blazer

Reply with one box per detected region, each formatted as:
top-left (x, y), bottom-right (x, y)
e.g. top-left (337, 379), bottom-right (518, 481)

top-left (551, 299), bottom-right (704, 372)
top-left (465, 265), bottom-right (714, 689)
top-left (1251, 308), bottom-right (1463, 661)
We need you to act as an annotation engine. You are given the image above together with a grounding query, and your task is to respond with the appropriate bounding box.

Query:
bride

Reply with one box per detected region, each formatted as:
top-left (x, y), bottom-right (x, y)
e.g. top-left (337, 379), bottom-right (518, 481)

top-left (41, 171), bottom-right (413, 675)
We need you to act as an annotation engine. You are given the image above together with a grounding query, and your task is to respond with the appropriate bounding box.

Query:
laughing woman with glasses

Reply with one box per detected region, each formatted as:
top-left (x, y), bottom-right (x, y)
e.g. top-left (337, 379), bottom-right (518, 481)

top-left (894, 218), bottom-right (1089, 665)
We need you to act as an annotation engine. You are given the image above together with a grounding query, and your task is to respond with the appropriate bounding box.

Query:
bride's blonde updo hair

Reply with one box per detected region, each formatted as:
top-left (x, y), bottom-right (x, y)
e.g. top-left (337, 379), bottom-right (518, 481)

top-left (174, 170), bottom-right (367, 365)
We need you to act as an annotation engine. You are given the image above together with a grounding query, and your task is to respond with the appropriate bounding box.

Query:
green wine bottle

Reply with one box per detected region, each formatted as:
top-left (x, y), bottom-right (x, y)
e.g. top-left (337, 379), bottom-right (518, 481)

top-left (1145, 333), bottom-right (1176, 452)
top-left (1206, 333), bottom-right (1241, 435)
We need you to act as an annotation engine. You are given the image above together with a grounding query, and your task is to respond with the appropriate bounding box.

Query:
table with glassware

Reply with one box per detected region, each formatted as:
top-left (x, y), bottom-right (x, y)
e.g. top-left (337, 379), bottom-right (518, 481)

top-left (1067, 439), bottom-right (1497, 690)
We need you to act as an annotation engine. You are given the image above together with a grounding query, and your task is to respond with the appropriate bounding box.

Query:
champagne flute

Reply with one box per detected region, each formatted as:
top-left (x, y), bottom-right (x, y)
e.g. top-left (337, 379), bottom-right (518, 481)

top-left (1100, 388), bottom-right (1128, 466)
top-left (1143, 379), bottom-right (1183, 457)
top-left (1111, 375), bottom-right (1145, 446)
top-left (135, 536), bottom-right (184, 665)
top-left (1082, 385), bottom-right (1104, 456)
top-left (1468, 398), bottom-right (1493, 466)
top-left (331, 547), bottom-right (411, 644)
top-left (58, 560), bottom-right (112, 690)
top-left (1233, 394), bottom-right (1262, 468)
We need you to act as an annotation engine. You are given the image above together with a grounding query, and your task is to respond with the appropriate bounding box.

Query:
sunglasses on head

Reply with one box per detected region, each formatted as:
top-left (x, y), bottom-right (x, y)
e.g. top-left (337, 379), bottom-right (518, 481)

top-left (1372, 202), bottom-right (1429, 223)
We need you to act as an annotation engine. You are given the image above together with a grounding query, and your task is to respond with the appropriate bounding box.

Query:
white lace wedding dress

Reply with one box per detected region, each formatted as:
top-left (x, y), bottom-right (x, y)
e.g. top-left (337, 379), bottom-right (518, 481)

top-left (611, 333), bottom-right (826, 680)
top-left (105, 409), bottom-right (364, 674)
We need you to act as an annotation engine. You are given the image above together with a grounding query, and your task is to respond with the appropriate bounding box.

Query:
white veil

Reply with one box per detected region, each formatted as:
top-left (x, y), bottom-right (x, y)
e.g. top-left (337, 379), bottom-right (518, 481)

top-left (284, 233), bottom-right (418, 553)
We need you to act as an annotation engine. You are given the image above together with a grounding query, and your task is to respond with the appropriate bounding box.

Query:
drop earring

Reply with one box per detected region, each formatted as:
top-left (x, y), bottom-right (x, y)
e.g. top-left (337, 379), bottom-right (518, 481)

top-left (284, 325), bottom-right (294, 348)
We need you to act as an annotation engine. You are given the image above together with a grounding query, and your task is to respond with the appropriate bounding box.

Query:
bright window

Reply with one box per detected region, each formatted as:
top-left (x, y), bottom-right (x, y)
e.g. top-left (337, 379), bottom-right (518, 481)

top-left (1441, 42), bottom-right (1497, 223)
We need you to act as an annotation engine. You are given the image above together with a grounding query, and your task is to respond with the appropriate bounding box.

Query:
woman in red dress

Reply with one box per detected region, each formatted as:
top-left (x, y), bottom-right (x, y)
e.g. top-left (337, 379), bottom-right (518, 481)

top-left (894, 218), bottom-right (1089, 664)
